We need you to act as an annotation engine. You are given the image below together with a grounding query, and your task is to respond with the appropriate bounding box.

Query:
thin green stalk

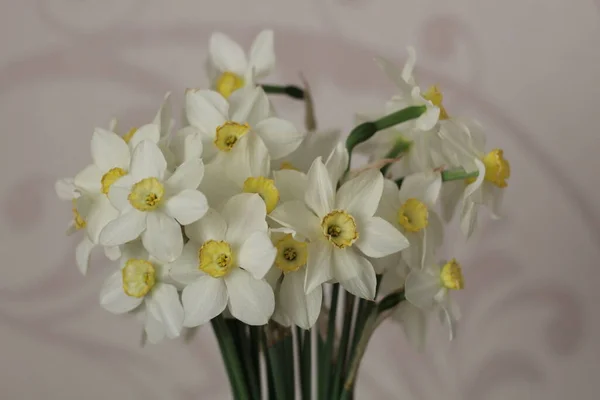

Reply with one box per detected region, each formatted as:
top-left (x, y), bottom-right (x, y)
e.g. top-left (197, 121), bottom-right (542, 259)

top-left (300, 329), bottom-right (312, 400)
top-left (261, 84), bottom-right (305, 99)
top-left (236, 323), bottom-right (261, 400)
top-left (373, 105), bottom-right (427, 131)
top-left (211, 316), bottom-right (250, 400)
top-left (320, 284), bottom-right (340, 399)
top-left (283, 332), bottom-right (296, 400)
top-left (249, 326), bottom-right (261, 392)
top-left (331, 292), bottom-right (355, 398)
top-left (262, 325), bottom-right (288, 400)
top-left (441, 168), bottom-right (479, 182)
top-left (380, 138), bottom-right (412, 176)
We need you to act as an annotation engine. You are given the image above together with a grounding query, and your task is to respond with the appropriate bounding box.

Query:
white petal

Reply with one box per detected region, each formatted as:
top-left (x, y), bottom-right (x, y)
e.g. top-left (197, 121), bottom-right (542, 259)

top-left (393, 302), bottom-right (427, 351)
top-left (130, 140), bottom-right (167, 181)
top-left (55, 178), bottom-right (77, 200)
top-left (168, 241), bottom-right (204, 285)
top-left (230, 86), bottom-right (269, 127)
top-left (273, 169), bottom-right (308, 203)
top-left (464, 158), bottom-right (486, 199)
top-left (269, 201), bottom-right (320, 241)
top-left (103, 245), bottom-right (122, 261)
top-left (355, 216), bottom-right (409, 258)
top-left (264, 266), bottom-right (283, 289)
top-left (164, 190), bottom-right (208, 225)
top-left (144, 308), bottom-right (166, 344)
top-left (99, 210), bottom-right (147, 246)
top-left (128, 124), bottom-right (160, 149)
top-left (185, 208), bottom-right (227, 243)
top-left (209, 32), bottom-right (247, 75)
top-left (142, 212), bottom-right (183, 262)
top-left (182, 276), bottom-right (228, 327)
top-left (91, 128), bottom-right (130, 171)
top-left (336, 169), bottom-right (383, 218)
top-left (324, 141), bottom-right (349, 187)
top-left (405, 270), bottom-right (441, 309)
top-left (398, 171), bottom-right (442, 207)
top-left (304, 239), bottom-right (334, 294)
top-left (170, 126), bottom-right (205, 165)
top-left (374, 55), bottom-right (413, 93)
top-left (99, 270), bottom-right (143, 314)
top-left (166, 158), bottom-right (205, 192)
top-left (332, 248), bottom-right (376, 300)
top-left (416, 105), bottom-right (440, 131)
top-left (439, 181), bottom-right (463, 222)
top-left (198, 162), bottom-right (240, 210)
top-left (222, 193), bottom-right (268, 249)
top-left (376, 178), bottom-right (402, 224)
top-left (153, 92), bottom-right (173, 137)
top-left (146, 283), bottom-right (184, 339)
top-left (280, 269), bottom-right (322, 330)
top-left (248, 29), bottom-right (275, 79)
top-left (460, 200), bottom-right (478, 238)
top-left (254, 117), bottom-right (304, 160)
top-left (225, 268), bottom-right (275, 325)
top-left (224, 132), bottom-right (271, 185)
top-left (185, 89), bottom-right (229, 134)
top-left (238, 231), bottom-right (277, 279)
top-left (86, 196), bottom-right (119, 243)
top-left (76, 237), bottom-right (95, 275)
top-left (107, 175), bottom-right (135, 212)
top-left (74, 164), bottom-right (103, 195)
top-left (304, 157), bottom-right (334, 218)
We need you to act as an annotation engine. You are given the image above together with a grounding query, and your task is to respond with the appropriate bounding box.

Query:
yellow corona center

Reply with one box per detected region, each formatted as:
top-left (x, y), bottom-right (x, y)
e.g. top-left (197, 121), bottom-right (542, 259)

top-left (321, 210), bottom-right (359, 248)
top-left (101, 167), bottom-right (127, 195)
top-left (483, 149), bottom-right (510, 188)
top-left (216, 71), bottom-right (245, 98)
top-left (215, 121), bottom-right (250, 152)
top-left (423, 85), bottom-right (449, 120)
top-left (440, 259), bottom-right (464, 290)
top-left (71, 199), bottom-right (86, 230)
top-left (243, 176), bottom-right (280, 214)
top-left (122, 259), bottom-right (156, 298)
top-left (275, 234), bottom-right (308, 273)
top-left (279, 161), bottom-right (299, 171)
top-left (198, 240), bottom-right (235, 278)
top-left (122, 127), bottom-right (138, 144)
top-left (397, 198), bottom-right (429, 233)
top-left (128, 177), bottom-right (165, 211)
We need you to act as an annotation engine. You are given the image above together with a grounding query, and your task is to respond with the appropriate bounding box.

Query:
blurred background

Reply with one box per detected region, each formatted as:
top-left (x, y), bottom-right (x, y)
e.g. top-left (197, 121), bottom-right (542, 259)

top-left (1, 0), bottom-right (599, 399)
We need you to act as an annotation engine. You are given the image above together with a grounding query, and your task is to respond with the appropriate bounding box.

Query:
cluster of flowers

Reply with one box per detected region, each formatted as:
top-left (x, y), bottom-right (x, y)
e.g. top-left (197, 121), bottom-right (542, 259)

top-left (55, 30), bottom-right (509, 346)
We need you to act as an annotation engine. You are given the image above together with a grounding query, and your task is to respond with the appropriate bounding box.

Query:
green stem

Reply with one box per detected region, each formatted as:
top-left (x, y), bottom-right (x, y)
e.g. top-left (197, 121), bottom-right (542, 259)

top-left (441, 168), bottom-right (479, 182)
top-left (300, 329), bottom-right (312, 400)
top-left (373, 105), bottom-right (427, 131)
top-left (211, 316), bottom-right (250, 400)
top-left (320, 284), bottom-right (340, 399)
top-left (236, 323), bottom-right (261, 400)
top-left (380, 138), bottom-right (412, 176)
top-left (262, 326), bottom-right (289, 400)
top-left (261, 84), bottom-right (305, 100)
top-left (283, 333), bottom-right (295, 400)
top-left (331, 292), bottom-right (355, 398)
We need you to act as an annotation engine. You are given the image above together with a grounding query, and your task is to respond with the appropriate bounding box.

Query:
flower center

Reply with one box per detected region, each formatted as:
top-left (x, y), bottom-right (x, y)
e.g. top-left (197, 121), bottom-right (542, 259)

top-left (397, 198), bottom-right (429, 232)
top-left (423, 85), bottom-right (449, 120)
top-left (243, 176), bottom-right (280, 214)
top-left (483, 149), bottom-right (510, 188)
top-left (122, 259), bottom-right (156, 298)
top-left (71, 199), bottom-right (86, 230)
top-left (198, 240), bottom-right (235, 278)
top-left (128, 177), bottom-right (165, 211)
top-left (275, 234), bottom-right (308, 273)
top-left (279, 161), bottom-right (299, 171)
top-left (122, 127), bottom-right (138, 144)
top-left (215, 71), bottom-right (245, 98)
top-left (440, 259), bottom-right (464, 290)
top-left (321, 210), bottom-right (359, 248)
top-left (101, 167), bottom-right (127, 195)
top-left (215, 121), bottom-right (250, 152)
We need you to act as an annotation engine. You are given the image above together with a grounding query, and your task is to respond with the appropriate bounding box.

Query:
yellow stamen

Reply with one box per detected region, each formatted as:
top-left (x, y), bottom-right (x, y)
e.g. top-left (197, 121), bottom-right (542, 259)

top-left (215, 121), bottom-right (250, 152)
top-left (243, 176), bottom-right (280, 214)
top-left (101, 167), bottom-right (127, 195)
top-left (275, 234), bottom-right (308, 273)
top-left (280, 161), bottom-right (299, 171)
top-left (122, 259), bottom-right (156, 298)
top-left (321, 210), bottom-right (359, 248)
top-left (423, 85), bottom-right (449, 120)
top-left (128, 177), bottom-right (164, 211)
top-left (122, 127), bottom-right (138, 144)
top-left (397, 198), bottom-right (429, 232)
top-left (72, 199), bottom-right (86, 230)
top-left (198, 240), bottom-right (235, 278)
top-left (440, 259), bottom-right (464, 290)
top-left (215, 71), bottom-right (245, 98)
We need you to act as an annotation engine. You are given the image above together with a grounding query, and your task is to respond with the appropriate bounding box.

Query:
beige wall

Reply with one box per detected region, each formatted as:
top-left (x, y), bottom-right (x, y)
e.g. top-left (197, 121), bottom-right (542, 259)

top-left (1, 0), bottom-right (599, 398)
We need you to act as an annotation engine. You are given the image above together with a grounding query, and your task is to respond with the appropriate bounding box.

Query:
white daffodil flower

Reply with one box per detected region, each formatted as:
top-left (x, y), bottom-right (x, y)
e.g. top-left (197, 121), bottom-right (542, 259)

top-left (376, 171), bottom-right (444, 271)
top-left (169, 194), bottom-right (277, 327)
top-left (99, 140), bottom-right (208, 262)
top-left (264, 231), bottom-right (322, 330)
top-left (99, 241), bottom-right (184, 344)
top-left (185, 87), bottom-right (304, 185)
top-left (438, 119), bottom-right (510, 237)
top-left (270, 157), bottom-right (408, 299)
top-left (207, 29), bottom-right (275, 99)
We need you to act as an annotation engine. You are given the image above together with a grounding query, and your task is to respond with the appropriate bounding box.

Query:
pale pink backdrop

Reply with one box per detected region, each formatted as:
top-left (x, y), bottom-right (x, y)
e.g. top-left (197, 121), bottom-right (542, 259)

top-left (1, 0), bottom-right (599, 399)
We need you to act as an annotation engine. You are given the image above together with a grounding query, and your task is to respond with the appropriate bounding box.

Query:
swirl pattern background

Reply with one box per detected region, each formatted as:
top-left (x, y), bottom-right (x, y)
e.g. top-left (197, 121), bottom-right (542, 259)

top-left (1, 0), bottom-right (599, 398)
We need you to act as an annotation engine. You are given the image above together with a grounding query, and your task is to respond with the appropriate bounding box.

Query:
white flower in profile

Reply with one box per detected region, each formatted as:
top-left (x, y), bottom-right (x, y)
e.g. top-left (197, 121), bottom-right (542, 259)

top-left (375, 171), bottom-right (444, 271)
top-left (264, 231), bottom-right (321, 330)
top-left (185, 86), bottom-right (304, 184)
top-left (207, 29), bottom-right (275, 99)
top-left (270, 158), bottom-right (408, 299)
top-left (99, 241), bottom-right (184, 344)
top-left (100, 140), bottom-right (208, 262)
top-left (169, 194), bottom-right (277, 326)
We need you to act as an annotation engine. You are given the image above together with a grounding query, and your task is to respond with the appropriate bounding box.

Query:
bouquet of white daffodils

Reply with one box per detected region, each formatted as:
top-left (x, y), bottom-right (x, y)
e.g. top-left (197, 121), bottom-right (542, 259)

top-left (55, 30), bottom-right (510, 399)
